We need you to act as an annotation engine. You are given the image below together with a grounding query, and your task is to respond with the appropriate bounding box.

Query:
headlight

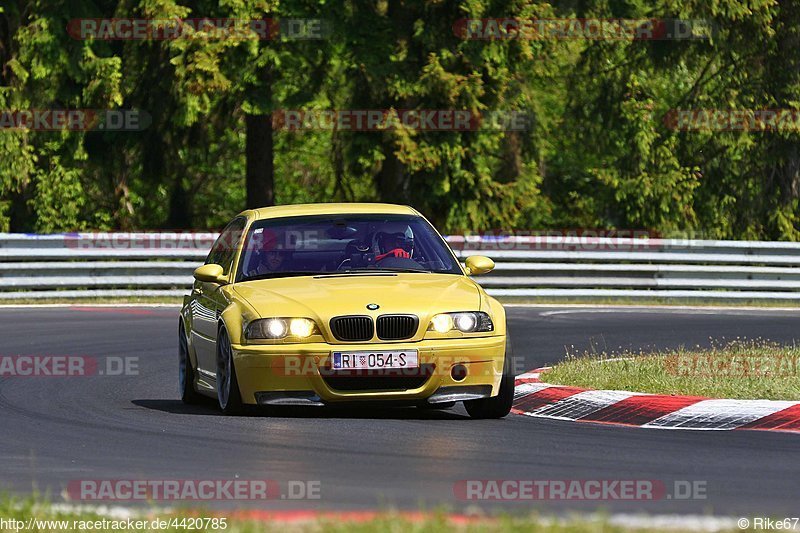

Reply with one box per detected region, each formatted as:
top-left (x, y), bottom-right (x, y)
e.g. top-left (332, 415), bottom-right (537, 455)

top-left (428, 312), bottom-right (493, 333)
top-left (246, 318), bottom-right (318, 340)
top-left (431, 313), bottom-right (454, 333)
top-left (289, 317), bottom-right (315, 337)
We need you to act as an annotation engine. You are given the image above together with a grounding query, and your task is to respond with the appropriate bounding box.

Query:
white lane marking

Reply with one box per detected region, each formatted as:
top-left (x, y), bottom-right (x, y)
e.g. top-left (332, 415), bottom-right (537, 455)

top-left (643, 399), bottom-right (800, 430)
top-left (528, 389), bottom-right (643, 419)
top-left (606, 513), bottom-right (741, 532)
top-left (49, 504), bottom-right (146, 519)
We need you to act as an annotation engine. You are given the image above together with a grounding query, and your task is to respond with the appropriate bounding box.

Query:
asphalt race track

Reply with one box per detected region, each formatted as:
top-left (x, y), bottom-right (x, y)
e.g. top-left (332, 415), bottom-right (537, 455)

top-left (0, 305), bottom-right (798, 517)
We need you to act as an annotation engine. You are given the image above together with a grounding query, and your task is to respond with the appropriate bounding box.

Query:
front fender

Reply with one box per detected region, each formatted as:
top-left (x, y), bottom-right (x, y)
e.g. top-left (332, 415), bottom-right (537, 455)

top-left (218, 290), bottom-right (261, 345)
top-left (479, 288), bottom-right (507, 337)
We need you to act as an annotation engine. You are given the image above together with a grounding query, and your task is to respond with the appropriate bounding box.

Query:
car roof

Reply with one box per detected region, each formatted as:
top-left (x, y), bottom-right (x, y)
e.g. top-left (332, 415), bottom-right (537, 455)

top-left (247, 203), bottom-right (420, 221)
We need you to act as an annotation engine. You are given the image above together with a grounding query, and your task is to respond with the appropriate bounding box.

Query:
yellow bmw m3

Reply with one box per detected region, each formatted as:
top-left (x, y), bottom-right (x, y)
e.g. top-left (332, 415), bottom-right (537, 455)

top-left (178, 203), bottom-right (513, 418)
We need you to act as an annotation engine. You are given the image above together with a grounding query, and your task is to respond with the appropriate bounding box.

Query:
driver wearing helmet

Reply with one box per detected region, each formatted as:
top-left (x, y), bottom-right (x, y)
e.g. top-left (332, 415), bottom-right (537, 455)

top-left (375, 227), bottom-right (414, 261)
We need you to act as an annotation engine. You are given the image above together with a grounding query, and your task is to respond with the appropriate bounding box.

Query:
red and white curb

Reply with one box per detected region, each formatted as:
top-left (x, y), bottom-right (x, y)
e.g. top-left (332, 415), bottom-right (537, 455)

top-left (513, 368), bottom-right (800, 433)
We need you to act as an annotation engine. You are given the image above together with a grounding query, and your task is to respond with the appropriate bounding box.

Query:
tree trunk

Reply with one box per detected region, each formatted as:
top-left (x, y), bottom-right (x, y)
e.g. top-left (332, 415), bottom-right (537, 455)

top-left (245, 66), bottom-right (274, 209)
top-left (772, 7), bottom-right (800, 205)
top-left (376, 139), bottom-right (409, 203)
top-left (497, 131), bottom-right (523, 183)
top-left (166, 176), bottom-right (191, 229)
top-left (8, 189), bottom-right (34, 232)
top-left (2, 10), bottom-right (31, 232)
top-left (245, 113), bottom-right (274, 209)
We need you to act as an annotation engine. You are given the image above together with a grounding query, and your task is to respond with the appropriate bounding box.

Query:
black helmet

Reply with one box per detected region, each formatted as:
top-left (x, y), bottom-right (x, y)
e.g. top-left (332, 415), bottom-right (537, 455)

top-left (376, 227), bottom-right (414, 254)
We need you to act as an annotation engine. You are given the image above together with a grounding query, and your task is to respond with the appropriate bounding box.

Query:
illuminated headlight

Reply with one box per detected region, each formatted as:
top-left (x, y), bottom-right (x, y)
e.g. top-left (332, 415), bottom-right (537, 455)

top-left (428, 312), bottom-right (493, 333)
top-left (289, 318), bottom-right (315, 337)
top-left (246, 318), bottom-right (317, 340)
top-left (453, 312), bottom-right (477, 332)
top-left (431, 314), bottom-right (454, 333)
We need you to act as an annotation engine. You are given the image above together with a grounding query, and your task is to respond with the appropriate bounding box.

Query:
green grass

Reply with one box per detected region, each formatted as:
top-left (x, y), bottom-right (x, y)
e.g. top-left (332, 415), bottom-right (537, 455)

top-left (545, 339), bottom-right (800, 400)
top-left (0, 496), bottom-right (744, 533)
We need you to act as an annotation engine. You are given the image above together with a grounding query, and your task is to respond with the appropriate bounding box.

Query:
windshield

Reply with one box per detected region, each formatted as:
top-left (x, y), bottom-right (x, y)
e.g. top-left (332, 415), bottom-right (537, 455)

top-left (236, 214), bottom-right (461, 281)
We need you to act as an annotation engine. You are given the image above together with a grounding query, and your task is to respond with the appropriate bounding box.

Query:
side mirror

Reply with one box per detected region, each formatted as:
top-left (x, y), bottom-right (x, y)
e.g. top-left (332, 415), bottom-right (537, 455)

top-left (194, 264), bottom-right (227, 284)
top-left (464, 255), bottom-right (495, 275)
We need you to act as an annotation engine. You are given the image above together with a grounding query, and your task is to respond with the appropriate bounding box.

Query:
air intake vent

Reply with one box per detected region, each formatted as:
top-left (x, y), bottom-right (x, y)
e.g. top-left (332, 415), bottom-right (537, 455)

top-left (376, 314), bottom-right (418, 340)
top-left (322, 365), bottom-right (435, 391)
top-left (330, 316), bottom-right (374, 342)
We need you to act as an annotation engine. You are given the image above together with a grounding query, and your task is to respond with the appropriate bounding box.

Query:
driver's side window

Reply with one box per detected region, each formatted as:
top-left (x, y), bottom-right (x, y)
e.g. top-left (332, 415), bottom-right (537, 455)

top-left (205, 217), bottom-right (246, 275)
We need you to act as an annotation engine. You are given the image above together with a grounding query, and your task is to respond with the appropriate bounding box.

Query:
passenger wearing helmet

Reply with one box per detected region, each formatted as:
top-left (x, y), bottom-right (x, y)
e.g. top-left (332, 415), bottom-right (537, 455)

top-left (375, 227), bottom-right (414, 261)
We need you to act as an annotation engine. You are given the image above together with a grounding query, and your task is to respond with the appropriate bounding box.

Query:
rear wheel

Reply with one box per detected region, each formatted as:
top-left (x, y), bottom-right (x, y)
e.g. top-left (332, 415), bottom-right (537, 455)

top-left (464, 336), bottom-right (514, 419)
top-left (179, 321), bottom-right (202, 404)
top-left (216, 326), bottom-right (244, 415)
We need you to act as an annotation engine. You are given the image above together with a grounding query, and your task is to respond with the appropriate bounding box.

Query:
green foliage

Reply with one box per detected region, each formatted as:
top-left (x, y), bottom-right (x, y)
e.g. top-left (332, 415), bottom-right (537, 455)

top-left (0, 0), bottom-right (798, 238)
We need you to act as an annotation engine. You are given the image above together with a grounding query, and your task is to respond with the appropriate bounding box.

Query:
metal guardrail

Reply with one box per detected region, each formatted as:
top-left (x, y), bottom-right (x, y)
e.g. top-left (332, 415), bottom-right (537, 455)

top-left (1, 233), bottom-right (799, 300)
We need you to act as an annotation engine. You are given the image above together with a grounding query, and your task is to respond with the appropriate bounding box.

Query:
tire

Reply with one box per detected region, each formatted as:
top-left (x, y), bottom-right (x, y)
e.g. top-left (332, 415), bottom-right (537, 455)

top-left (464, 335), bottom-right (514, 419)
top-left (216, 326), bottom-right (244, 415)
top-left (179, 321), bottom-right (203, 405)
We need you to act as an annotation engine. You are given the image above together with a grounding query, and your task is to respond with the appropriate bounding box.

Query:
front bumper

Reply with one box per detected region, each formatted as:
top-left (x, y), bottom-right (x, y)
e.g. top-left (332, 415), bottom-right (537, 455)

top-left (230, 336), bottom-right (506, 405)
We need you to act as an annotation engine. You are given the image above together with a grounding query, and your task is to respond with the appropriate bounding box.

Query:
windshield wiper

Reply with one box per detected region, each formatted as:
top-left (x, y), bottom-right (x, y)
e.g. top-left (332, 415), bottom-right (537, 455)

top-left (240, 271), bottom-right (325, 281)
top-left (242, 268), bottom-right (435, 281)
top-left (312, 270), bottom-right (397, 278)
top-left (338, 268), bottom-right (433, 274)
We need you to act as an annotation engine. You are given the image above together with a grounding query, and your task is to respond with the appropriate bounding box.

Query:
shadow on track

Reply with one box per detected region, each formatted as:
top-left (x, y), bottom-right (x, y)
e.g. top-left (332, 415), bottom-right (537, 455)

top-left (131, 399), bottom-right (471, 420)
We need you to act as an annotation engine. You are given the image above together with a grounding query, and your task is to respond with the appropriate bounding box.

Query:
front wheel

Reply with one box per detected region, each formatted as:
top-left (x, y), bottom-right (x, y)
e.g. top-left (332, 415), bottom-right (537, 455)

top-left (216, 326), bottom-right (244, 415)
top-left (464, 336), bottom-right (514, 419)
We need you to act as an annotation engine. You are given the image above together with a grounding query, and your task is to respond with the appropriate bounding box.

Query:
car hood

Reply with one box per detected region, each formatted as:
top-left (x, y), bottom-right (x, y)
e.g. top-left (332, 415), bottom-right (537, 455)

top-left (232, 273), bottom-right (481, 325)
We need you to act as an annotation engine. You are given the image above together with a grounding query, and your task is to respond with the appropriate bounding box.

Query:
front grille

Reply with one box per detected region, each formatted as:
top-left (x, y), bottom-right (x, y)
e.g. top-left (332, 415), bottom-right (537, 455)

top-left (376, 314), bottom-right (418, 340)
top-left (322, 364), bottom-right (435, 391)
top-left (330, 315), bottom-right (373, 342)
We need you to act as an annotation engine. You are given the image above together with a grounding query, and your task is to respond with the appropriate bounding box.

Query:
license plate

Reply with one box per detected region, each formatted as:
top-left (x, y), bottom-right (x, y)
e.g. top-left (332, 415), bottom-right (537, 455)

top-left (331, 350), bottom-right (419, 370)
